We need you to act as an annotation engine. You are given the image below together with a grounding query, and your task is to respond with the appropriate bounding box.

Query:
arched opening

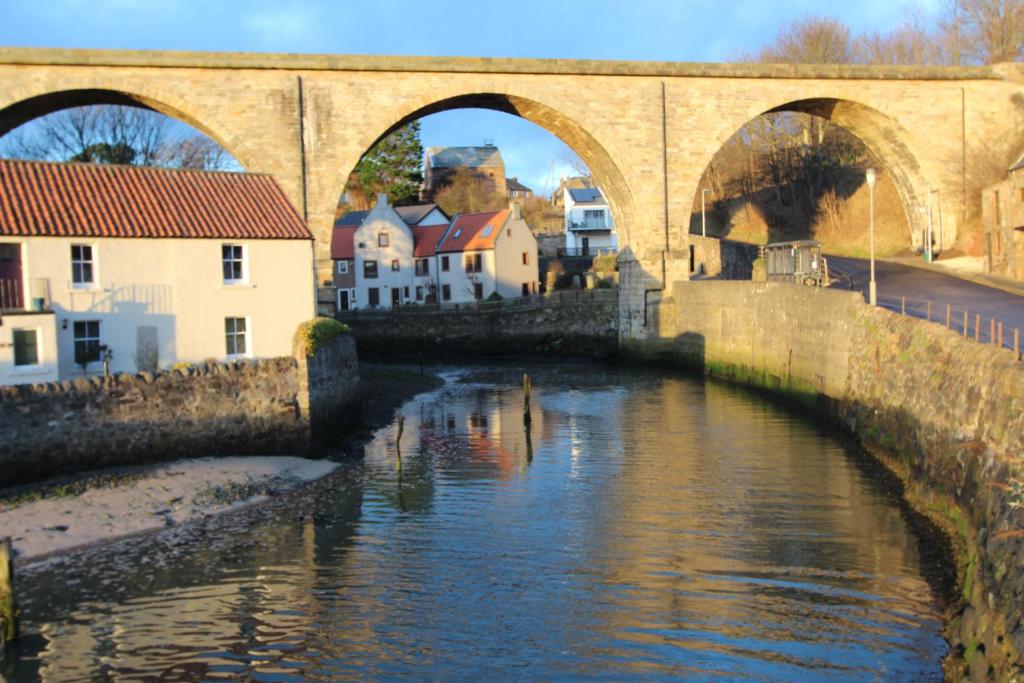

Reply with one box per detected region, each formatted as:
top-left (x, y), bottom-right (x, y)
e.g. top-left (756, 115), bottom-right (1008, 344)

top-left (343, 93), bottom-right (635, 247)
top-left (0, 88), bottom-right (242, 171)
top-left (691, 97), bottom-right (933, 263)
top-left (324, 93), bottom-right (634, 314)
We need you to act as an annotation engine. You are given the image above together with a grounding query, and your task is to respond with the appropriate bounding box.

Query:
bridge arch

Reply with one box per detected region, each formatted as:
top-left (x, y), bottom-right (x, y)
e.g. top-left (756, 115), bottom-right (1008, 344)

top-left (0, 87), bottom-right (248, 170)
top-left (692, 95), bottom-right (935, 251)
top-left (336, 92), bottom-right (638, 248)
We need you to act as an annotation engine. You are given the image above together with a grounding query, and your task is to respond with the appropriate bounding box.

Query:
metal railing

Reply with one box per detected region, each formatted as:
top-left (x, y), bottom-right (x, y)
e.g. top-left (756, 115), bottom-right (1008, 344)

top-left (569, 221), bottom-right (612, 231)
top-left (0, 278), bottom-right (22, 310)
top-left (338, 288), bottom-right (618, 319)
top-left (877, 293), bottom-right (1022, 359)
top-left (556, 247), bottom-right (619, 258)
top-left (0, 278), bottom-right (52, 312)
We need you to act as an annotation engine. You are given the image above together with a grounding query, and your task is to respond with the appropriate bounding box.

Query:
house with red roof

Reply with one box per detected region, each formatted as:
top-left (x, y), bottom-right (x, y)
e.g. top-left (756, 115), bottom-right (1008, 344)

top-left (0, 159), bottom-right (314, 384)
top-left (330, 194), bottom-right (538, 310)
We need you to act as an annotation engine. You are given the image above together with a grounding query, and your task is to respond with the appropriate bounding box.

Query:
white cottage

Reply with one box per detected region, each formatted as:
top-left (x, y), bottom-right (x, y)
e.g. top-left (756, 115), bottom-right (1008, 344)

top-left (0, 158), bottom-right (315, 385)
top-left (331, 195), bottom-right (539, 309)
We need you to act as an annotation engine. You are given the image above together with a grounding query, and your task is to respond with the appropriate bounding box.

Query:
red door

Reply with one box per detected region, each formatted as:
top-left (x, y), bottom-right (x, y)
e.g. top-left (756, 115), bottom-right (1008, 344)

top-left (0, 243), bottom-right (23, 309)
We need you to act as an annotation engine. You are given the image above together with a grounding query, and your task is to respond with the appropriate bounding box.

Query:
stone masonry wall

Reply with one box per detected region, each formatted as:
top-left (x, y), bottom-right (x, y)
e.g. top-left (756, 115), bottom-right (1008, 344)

top-left (343, 291), bottom-right (619, 359)
top-left (624, 281), bottom-right (1024, 681)
top-left (0, 333), bottom-right (360, 489)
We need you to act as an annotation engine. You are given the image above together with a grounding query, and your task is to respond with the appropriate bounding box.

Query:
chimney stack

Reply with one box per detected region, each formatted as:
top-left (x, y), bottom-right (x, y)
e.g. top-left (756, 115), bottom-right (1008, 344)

top-left (509, 201), bottom-right (521, 220)
top-left (376, 193), bottom-right (388, 209)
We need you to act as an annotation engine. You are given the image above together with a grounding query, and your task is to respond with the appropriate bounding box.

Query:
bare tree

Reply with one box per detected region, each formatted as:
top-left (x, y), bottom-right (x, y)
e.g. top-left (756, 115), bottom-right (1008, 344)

top-left (754, 16), bottom-right (854, 63)
top-left (855, 10), bottom-right (951, 65)
top-left (433, 167), bottom-right (506, 216)
top-left (0, 105), bottom-right (235, 170)
top-left (940, 0), bottom-right (1024, 64)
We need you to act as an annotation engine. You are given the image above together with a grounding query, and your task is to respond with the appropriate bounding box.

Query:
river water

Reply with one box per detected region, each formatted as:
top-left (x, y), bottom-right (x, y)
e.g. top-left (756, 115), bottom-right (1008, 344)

top-left (3, 364), bottom-right (951, 681)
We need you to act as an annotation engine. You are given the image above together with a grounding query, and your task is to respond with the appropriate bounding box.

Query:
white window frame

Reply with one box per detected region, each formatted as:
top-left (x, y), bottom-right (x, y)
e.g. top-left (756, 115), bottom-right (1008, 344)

top-left (222, 243), bottom-right (247, 285)
top-left (11, 327), bottom-right (42, 371)
top-left (71, 243), bottom-right (97, 289)
top-left (337, 260), bottom-right (349, 275)
top-left (225, 316), bottom-right (250, 358)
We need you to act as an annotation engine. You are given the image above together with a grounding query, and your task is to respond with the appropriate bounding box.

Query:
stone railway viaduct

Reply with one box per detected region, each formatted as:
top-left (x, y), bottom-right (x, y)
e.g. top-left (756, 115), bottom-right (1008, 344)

top-left (1, 47), bottom-right (1022, 338)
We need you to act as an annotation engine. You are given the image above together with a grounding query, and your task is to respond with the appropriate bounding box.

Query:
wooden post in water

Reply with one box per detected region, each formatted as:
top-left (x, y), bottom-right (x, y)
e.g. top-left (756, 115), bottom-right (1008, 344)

top-left (0, 537), bottom-right (17, 648)
top-left (523, 374), bottom-right (532, 426)
top-left (1016, 329), bottom-right (1021, 362)
top-left (975, 314), bottom-right (981, 342)
top-left (946, 304), bottom-right (951, 329)
top-left (998, 321), bottom-right (1003, 349)
top-left (990, 318), bottom-right (996, 346)
top-left (926, 301), bottom-right (931, 322)
top-left (963, 310), bottom-right (969, 339)
top-left (901, 296), bottom-right (906, 315)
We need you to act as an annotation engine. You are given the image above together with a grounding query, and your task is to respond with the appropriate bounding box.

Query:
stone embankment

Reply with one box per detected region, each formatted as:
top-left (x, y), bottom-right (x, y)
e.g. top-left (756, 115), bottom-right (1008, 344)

top-left (624, 281), bottom-right (1024, 681)
top-left (0, 332), bottom-right (360, 489)
top-left (343, 290), bottom-right (619, 359)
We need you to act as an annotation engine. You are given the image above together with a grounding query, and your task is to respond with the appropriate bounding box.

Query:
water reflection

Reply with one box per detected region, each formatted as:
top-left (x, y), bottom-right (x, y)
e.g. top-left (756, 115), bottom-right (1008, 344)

top-left (2, 364), bottom-right (947, 681)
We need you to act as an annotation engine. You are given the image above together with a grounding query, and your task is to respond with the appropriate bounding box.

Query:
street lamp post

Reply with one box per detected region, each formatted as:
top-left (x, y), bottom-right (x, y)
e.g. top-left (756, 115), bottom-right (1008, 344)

top-left (866, 168), bottom-right (877, 306)
top-left (701, 188), bottom-right (709, 238)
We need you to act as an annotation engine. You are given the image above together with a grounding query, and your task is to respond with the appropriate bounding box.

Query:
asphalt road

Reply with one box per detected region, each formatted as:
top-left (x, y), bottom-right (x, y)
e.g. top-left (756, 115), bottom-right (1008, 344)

top-left (826, 256), bottom-right (1024, 349)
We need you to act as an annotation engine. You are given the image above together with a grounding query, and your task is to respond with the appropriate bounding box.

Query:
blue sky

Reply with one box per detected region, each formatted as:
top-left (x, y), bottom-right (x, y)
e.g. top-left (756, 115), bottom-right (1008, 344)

top-left (0, 0), bottom-right (942, 195)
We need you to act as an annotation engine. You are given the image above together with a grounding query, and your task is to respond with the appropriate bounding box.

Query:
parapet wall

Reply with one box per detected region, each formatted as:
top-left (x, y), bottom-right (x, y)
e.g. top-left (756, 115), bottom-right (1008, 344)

top-left (624, 281), bottom-right (1024, 680)
top-left (0, 334), bottom-right (360, 488)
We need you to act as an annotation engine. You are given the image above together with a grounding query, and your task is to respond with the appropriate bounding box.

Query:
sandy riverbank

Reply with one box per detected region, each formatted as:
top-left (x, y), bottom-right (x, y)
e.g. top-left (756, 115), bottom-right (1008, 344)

top-left (0, 456), bottom-right (338, 565)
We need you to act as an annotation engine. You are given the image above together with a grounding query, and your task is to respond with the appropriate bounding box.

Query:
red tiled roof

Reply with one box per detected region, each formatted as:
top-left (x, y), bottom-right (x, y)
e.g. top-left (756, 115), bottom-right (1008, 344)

top-left (331, 226), bottom-right (356, 259)
top-left (437, 209), bottom-right (508, 253)
top-left (412, 224), bottom-right (447, 257)
top-left (0, 158), bottom-right (311, 240)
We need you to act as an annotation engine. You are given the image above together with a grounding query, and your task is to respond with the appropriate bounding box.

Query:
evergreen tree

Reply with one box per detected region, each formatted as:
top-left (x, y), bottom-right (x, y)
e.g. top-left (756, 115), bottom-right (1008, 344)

top-left (353, 121), bottom-right (424, 206)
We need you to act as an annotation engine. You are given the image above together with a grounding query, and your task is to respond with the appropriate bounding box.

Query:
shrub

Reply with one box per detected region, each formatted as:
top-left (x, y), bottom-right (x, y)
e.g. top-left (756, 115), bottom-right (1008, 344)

top-left (486, 291), bottom-right (503, 302)
top-left (294, 317), bottom-right (350, 356)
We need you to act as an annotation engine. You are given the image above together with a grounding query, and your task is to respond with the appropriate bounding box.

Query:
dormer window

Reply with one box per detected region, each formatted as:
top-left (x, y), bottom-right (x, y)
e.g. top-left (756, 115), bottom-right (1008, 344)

top-left (453, 228), bottom-right (462, 239)
top-left (481, 226), bottom-right (493, 237)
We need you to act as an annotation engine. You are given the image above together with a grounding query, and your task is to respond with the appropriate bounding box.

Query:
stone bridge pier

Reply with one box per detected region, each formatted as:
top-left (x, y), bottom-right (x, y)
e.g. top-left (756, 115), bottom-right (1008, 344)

top-left (1, 48), bottom-right (1022, 334)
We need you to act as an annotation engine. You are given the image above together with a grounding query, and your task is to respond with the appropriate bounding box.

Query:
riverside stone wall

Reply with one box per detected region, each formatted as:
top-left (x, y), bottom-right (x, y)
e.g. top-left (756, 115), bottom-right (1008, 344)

top-left (0, 334), bottom-right (360, 488)
top-left (624, 281), bottom-right (1024, 681)
top-left (343, 291), bottom-right (619, 359)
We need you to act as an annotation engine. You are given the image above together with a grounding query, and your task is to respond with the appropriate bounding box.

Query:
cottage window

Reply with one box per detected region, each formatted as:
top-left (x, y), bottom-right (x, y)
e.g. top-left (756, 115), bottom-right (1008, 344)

top-left (391, 259), bottom-right (400, 271)
top-left (521, 283), bottom-right (530, 297)
top-left (364, 260), bottom-right (378, 279)
top-left (225, 317), bottom-right (247, 356)
top-left (416, 259), bottom-right (430, 276)
top-left (403, 286), bottom-right (410, 299)
top-left (464, 253), bottom-right (482, 273)
top-left (13, 328), bottom-right (38, 366)
top-left (442, 284), bottom-right (451, 301)
top-left (71, 244), bottom-right (95, 286)
top-left (368, 287), bottom-right (380, 307)
top-left (522, 252), bottom-right (529, 266)
top-left (222, 244), bottom-right (246, 283)
top-left (337, 261), bottom-right (349, 275)
top-left (379, 233), bottom-right (389, 247)
top-left (473, 282), bottom-right (484, 300)
top-left (73, 320), bottom-right (101, 366)
top-left (416, 286), bottom-right (423, 301)
top-left (441, 256), bottom-right (450, 272)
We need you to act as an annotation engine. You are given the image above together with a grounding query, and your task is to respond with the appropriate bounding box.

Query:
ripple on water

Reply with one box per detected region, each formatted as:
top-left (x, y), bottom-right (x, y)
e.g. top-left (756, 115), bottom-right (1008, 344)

top-left (2, 364), bottom-right (949, 682)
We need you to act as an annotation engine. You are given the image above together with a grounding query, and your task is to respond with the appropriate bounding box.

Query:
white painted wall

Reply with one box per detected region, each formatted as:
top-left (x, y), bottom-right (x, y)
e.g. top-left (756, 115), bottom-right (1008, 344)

top-left (417, 207), bottom-right (448, 226)
top-left (493, 214), bottom-right (540, 298)
top-left (353, 197), bottom-right (416, 309)
top-left (0, 312), bottom-right (59, 386)
top-left (0, 235), bottom-right (314, 380)
top-left (437, 249), bottom-right (496, 305)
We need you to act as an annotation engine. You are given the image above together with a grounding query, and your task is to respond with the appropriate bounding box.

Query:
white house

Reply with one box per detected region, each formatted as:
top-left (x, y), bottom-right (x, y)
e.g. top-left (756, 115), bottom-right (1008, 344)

top-left (435, 206), bottom-right (539, 304)
top-left (563, 186), bottom-right (618, 255)
top-left (0, 159), bottom-right (315, 386)
top-left (331, 202), bottom-right (449, 312)
top-left (331, 195), bottom-right (539, 309)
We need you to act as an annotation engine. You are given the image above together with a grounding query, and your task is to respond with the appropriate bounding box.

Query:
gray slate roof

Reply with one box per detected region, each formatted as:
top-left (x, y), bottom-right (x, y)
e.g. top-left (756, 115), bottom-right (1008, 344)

top-left (1010, 151), bottom-right (1024, 173)
top-left (506, 177), bottom-right (533, 193)
top-left (335, 203), bottom-right (448, 228)
top-left (427, 146), bottom-right (504, 169)
top-left (568, 187), bottom-right (604, 204)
